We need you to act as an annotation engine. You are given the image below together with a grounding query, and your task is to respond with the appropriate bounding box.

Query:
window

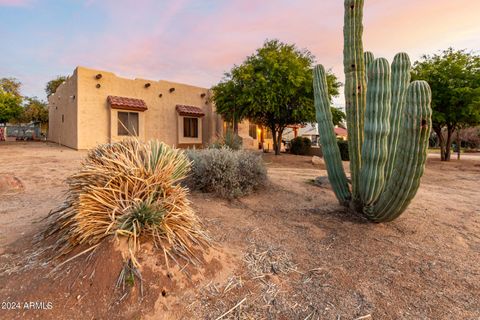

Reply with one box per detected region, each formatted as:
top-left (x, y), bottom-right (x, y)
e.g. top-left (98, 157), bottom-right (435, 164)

top-left (118, 112), bottom-right (139, 136)
top-left (249, 123), bottom-right (257, 139)
top-left (183, 117), bottom-right (198, 138)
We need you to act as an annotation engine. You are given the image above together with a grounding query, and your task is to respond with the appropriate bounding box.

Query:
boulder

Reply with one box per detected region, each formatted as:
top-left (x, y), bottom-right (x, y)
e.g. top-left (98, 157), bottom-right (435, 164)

top-left (311, 156), bottom-right (322, 165)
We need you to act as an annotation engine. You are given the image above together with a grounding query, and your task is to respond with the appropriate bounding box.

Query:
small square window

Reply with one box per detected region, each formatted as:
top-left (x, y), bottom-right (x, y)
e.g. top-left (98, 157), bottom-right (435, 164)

top-left (183, 117), bottom-right (198, 138)
top-left (118, 112), bottom-right (139, 136)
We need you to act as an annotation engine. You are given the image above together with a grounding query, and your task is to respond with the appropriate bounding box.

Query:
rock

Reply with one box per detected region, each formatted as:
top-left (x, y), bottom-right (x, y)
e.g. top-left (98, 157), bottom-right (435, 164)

top-left (313, 176), bottom-right (330, 187)
top-left (0, 174), bottom-right (24, 194)
top-left (311, 156), bottom-right (322, 165)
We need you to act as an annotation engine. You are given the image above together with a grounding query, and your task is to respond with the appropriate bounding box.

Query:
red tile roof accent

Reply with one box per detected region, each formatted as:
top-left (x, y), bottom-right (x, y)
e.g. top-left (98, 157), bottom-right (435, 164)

top-left (176, 105), bottom-right (205, 117)
top-left (334, 127), bottom-right (348, 136)
top-left (107, 95), bottom-right (148, 111)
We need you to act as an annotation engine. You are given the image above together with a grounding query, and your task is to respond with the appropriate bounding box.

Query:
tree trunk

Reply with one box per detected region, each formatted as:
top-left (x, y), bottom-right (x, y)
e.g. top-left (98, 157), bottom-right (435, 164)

top-left (457, 129), bottom-right (461, 160)
top-left (444, 125), bottom-right (454, 161)
top-left (433, 126), bottom-right (446, 161)
top-left (270, 125), bottom-right (279, 155)
top-left (275, 128), bottom-right (284, 155)
top-left (233, 120), bottom-right (238, 135)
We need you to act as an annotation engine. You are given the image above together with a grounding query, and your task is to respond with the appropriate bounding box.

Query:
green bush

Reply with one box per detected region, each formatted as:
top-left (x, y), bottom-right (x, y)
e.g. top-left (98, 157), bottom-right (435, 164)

top-left (337, 140), bottom-right (349, 161)
top-left (289, 137), bottom-right (312, 155)
top-left (184, 148), bottom-right (267, 199)
top-left (210, 130), bottom-right (242, 150)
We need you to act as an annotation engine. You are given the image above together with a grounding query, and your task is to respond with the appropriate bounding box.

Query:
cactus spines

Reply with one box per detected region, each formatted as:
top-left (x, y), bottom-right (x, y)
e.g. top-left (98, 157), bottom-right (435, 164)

top-left (384, 52), bottom-right (411, 181)
top-left (359, 58), bottom-right (391, 206)
top-left (368, 81), bottom-right (432, 221)
top-left (364, 51), bottom-right (374, 81)
top-left (313, 65), bottom-right (351, 204)
top-left (313, 0), bottom-right (432, 222)
top-left (343, 0), bottom-right (367, 204)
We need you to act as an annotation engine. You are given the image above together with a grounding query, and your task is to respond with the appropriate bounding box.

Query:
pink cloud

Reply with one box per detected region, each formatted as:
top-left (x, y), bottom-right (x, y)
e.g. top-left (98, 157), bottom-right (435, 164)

top-left (11, 0), bottom-right (480, 100)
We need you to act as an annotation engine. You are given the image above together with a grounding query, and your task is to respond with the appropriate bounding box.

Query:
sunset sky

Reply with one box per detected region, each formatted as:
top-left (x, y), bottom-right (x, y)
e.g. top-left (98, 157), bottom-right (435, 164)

top-left (1, 0), bottom-right (479, 106)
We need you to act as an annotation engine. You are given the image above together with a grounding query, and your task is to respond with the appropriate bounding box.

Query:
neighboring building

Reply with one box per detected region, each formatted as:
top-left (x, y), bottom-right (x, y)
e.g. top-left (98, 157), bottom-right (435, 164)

top-left (283, 123), bottom-right (348, 146)
top-left (48, 66), bottom-right (223, 150)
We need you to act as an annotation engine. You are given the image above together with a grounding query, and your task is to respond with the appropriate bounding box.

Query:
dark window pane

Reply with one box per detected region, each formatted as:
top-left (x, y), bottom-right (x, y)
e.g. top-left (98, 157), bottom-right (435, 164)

top-left (183, 117), bottom-right (198, 138)
top-left (249, 123), bottom-right (257, 139)
top-left (118, 112), bottom-right (139, 136)
top-left (129, 112), bottom-right (139, 136)
top-left (118, 112), bottom-right (129, 135)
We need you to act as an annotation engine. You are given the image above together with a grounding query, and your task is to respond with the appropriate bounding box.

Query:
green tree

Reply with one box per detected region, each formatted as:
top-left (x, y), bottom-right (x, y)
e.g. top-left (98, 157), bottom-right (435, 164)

top-left (0, 92), bottom-right (23, 124)
top-left (412, 48), bottom-right (480, 161)
top-left (212, 39), bottom-right (341, 155)
top-left (0, 77), bottom-right (22, 97)
top-left (45, 76), bottom-right (67, 97)
top-left (22, 97), bottom-right (49, 124)
top-left (0, 84), bottom-right (23, 124)
top-left (331, 107), bottom-right (346, 126)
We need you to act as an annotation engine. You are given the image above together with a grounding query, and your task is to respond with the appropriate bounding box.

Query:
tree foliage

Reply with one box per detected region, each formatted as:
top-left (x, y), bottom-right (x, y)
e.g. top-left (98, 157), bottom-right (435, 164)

top-left (21, 97), bottom-right (49, 124)
top-left (0, 91), bottom-right (23, 124)
top-left (212, 39), bottom-right (340, 154)
top-left (411, 48), bottom-right (480, 160)
top-left (0, 77), bottom-right (22, 97)
top-left (331, 107), bottom-right (346, 126)
top-left (45, 76), bottom-right (67, 97)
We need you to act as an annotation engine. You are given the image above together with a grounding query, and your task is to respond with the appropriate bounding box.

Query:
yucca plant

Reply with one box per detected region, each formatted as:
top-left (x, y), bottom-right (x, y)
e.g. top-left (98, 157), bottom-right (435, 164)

top-left (40, 139), bottom-right (209, 285)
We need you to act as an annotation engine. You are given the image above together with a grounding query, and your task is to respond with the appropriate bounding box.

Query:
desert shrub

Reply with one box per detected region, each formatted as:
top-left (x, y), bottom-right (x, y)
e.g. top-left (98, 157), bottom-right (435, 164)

top-left (185, 148), bottom-right (267, 198)
top-left (337, 139), bottom-right (349, 161)
top-left (289, 137), bottom-right (312, 155)
top-left (210, 129), bottom-right (242, 150)
top-left (40, 139), bottom-right (209, 278)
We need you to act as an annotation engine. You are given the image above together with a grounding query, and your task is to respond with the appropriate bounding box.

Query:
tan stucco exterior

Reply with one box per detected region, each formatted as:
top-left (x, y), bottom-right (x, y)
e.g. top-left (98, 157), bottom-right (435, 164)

top-left (48, 66), bottom-right (223, 150)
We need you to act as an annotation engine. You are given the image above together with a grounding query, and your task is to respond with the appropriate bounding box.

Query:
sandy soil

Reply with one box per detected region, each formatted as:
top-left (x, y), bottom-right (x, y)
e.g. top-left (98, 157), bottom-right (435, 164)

top-left (0, 142), bottom-right (479, 319)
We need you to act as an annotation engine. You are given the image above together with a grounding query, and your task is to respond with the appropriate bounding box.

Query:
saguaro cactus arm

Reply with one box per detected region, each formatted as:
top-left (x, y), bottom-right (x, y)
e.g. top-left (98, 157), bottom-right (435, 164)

top-left (313, 65), bottom-right (351, 204)
top-left (367, 81), bottom-right (432, 221)
top-left (364, 51), bottom-right (374, 82)
top-left (359, 58), bottom-right (392, 206)
top-left (343, 0), bottom-right (367, 203)
top-left (384, 52), bottom-right (411, 181)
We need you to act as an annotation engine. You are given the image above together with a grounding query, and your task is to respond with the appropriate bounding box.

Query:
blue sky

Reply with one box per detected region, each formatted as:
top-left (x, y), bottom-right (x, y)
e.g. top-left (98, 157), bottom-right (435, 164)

top-left (1, 0), bottom-right (479, 106)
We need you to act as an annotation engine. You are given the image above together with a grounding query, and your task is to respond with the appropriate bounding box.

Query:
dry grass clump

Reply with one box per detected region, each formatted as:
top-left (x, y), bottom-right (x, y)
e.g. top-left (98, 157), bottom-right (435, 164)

top-left (244, 244), bottom-right (298, 277)
top-left (40, 139), bottom-right (209, 277)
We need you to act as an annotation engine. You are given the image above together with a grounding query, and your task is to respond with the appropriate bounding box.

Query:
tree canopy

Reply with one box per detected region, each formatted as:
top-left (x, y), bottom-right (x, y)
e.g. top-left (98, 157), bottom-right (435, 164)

top-left (411, 48), bottom-right (480, 160)
top-left (0, 90), bottom-right (23, 124)
top-left (212, 39), bottom-right (341, 154)
top-left (0, 77), bottom-right (22, 97)
top-left (45, 76), bottom-right (67, 97)
top-left (331, 107), bottom-right (346, 127)
top-left (22, 97), bottom-right (49, 124)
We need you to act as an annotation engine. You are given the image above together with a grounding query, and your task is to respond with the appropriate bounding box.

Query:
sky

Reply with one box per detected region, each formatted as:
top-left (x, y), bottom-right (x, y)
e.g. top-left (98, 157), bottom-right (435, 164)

top-left (1, 0), bottom-right (479, 107)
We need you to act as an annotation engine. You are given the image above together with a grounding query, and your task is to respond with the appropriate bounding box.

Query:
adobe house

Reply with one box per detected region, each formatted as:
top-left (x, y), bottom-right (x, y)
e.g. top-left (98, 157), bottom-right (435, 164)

top-left (48, 66), bottom-right (225, 150)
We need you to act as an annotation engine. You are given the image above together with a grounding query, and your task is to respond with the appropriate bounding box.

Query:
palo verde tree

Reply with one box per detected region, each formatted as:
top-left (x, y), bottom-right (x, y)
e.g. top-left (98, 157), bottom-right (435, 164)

top-left (412, 48), bottom-right (480, 161)
top-left (212, 39), bottom-right (341, 155)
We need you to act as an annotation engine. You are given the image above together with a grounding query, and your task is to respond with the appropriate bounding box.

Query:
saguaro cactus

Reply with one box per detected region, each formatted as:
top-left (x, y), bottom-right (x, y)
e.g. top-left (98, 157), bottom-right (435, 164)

top-left (313, 0), bottom-right (432, 222)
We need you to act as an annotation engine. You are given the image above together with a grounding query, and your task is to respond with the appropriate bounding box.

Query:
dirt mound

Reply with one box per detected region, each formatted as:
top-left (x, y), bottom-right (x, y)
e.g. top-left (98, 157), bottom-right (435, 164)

top-left (0, 174), bottom-right (24, 194)
top-left (0, 235), bottom-right (234, 320)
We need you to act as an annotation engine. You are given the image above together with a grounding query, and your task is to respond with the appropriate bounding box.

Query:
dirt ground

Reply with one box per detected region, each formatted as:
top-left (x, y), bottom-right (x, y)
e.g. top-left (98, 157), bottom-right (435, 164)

top-left (0, 141), bottom-right (479, 320)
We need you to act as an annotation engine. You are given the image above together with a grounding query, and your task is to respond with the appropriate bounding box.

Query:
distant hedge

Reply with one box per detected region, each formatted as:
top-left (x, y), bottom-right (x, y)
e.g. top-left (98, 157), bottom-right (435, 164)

top-left (290, 137), bottom-right (312, 155)
top-left (337, 140), bottom-right (349, 161)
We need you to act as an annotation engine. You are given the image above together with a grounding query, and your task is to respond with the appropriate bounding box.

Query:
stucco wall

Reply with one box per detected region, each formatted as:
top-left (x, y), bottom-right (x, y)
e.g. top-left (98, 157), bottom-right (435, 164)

top-left (51, 66), bottom-right (223, 150)
top-left (48, 70), bottom-right (78, 149)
